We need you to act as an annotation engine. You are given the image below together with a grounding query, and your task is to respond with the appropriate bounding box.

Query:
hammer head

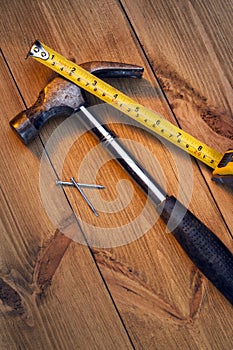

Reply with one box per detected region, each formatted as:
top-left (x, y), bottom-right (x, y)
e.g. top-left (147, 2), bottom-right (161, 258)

top-left (10, 78), bottom-right (84, 144)
top-left (10, 61), bottom-right (144, 144)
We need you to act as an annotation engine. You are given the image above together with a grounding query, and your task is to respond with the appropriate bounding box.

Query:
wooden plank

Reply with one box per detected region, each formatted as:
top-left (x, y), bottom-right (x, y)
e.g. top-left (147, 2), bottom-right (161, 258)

top-left (121, 0), bottom-right (233, 234)
top-left (0, 53), bottom-right (133, 349)
top-left (0, 0), bottom-right (232, 349)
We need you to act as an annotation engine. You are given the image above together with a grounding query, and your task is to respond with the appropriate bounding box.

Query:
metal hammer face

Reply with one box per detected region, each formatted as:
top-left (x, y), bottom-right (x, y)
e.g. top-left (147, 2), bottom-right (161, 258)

top-left (10, 61), bottom-right (144, 144)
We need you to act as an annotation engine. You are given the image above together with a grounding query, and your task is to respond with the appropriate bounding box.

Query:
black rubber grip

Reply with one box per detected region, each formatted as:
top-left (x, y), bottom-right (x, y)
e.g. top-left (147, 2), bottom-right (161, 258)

top-left (158, 196), bottom-right (233, 304)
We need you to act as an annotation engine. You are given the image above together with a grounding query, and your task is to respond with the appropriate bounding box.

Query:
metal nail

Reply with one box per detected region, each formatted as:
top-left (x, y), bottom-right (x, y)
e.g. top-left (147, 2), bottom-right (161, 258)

top-left (70, 177), bottom-right (99, 217)
top-left (56, 180), bottom-right (105, 189)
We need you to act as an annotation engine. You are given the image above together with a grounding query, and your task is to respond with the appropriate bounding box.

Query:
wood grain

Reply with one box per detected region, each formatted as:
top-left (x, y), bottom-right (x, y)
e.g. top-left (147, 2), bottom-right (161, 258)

top-left (0, 51), bottom-right (133, 349)
top-left (122, 0), bottom-right (233, 234)
top-left (0, 0), bottom-right (232, 349)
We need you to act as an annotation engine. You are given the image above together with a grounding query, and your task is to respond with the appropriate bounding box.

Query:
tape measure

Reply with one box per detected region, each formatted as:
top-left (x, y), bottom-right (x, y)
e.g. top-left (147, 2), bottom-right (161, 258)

top-left (28, 40), bottom-right (233, 181)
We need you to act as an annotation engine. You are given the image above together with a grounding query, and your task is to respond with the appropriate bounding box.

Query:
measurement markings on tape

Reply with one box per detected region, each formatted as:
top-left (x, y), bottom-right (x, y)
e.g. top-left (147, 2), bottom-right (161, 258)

top-left (28, 40), bottom-right (223, 169)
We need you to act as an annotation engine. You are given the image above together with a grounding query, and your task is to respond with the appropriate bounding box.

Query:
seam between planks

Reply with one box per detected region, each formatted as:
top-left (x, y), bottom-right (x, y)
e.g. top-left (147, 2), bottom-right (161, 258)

top-left (117, 0), bottom-right (232, 240)
top-left (0, 47), bottom-right (136, 348)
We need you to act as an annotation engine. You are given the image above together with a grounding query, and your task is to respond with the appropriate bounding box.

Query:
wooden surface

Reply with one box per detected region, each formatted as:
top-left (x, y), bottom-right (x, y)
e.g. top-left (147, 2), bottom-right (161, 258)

top-left (0, 0), bottom-right (232, 349)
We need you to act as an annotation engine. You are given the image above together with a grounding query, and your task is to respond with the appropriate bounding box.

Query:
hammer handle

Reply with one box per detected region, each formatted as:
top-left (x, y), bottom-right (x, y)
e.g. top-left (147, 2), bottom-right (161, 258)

top-left (80, 106), bottom-right (233, 304)
top-left (158, 196), bottom-right (233, 304)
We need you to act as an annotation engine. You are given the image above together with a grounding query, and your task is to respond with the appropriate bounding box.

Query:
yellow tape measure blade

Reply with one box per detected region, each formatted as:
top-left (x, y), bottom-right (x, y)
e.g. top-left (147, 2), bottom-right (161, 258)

top-left (28, 40), bottom-right (223, 170)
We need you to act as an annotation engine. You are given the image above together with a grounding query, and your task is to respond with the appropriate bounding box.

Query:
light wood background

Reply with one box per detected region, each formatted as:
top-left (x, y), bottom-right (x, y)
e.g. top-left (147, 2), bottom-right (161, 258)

top-left (0, 1), bottom-right (232, 349)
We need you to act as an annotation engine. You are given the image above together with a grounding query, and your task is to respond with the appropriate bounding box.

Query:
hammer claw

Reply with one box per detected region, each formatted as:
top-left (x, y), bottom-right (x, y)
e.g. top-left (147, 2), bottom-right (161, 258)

top-left (80, 61), bottom-right (144, 79)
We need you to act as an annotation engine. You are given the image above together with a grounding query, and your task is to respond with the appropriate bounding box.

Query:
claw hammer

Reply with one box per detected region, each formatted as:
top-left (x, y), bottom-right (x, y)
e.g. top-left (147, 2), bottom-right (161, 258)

top-left (10, 61), bottom-right (233, 304)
